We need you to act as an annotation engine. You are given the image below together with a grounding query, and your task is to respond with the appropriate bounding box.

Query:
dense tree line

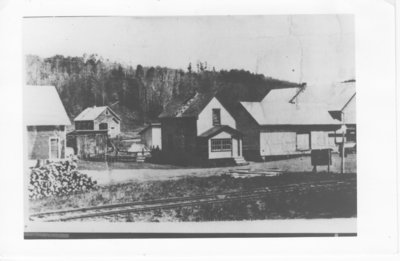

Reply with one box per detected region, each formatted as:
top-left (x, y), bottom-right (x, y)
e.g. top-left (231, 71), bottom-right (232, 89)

top-left (25, 54), bottom-right (299, 130)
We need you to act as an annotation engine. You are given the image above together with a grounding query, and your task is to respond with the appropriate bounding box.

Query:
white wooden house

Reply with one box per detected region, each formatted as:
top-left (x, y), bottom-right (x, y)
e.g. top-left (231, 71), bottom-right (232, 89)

top-left (159, 91), bottom-right (245, 165)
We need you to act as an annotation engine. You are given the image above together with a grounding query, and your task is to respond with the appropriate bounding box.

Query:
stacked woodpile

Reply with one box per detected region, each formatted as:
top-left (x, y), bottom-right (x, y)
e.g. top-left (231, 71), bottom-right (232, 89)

top-left (29, 158), bottom-right (98, 200)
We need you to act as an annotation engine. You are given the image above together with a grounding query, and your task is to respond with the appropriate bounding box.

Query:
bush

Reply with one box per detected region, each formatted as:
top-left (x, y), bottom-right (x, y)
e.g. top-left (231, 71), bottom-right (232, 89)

top-left (29, 158), bottom-right (98, 200)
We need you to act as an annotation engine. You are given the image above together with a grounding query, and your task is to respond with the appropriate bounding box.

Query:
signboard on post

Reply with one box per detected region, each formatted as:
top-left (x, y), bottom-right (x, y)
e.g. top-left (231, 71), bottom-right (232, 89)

top-left (311, 149), bottom-right (332, 166)
top-left (311, 149), bottom-right (332, 173)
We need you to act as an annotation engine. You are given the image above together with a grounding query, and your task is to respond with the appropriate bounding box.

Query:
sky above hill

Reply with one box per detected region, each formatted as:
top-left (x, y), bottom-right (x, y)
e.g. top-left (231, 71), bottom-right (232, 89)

top-left (23, 15), bottom-right (354, 85)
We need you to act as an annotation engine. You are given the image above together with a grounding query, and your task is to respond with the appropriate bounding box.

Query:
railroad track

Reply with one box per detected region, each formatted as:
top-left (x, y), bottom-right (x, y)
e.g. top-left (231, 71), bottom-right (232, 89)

top-left (30, 178), bottom-right (356, 222)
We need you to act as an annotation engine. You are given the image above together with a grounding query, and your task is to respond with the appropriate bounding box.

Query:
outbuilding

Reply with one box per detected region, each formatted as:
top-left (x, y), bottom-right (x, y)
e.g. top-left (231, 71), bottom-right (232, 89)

top-left (74, 106), bottom-right (121, 138)
top-left (66, 130), bottom-right (108, 159)
top-left (24, 85), bottom-right (71, 161)
top-left (138, 122), bottom-right (162, 149)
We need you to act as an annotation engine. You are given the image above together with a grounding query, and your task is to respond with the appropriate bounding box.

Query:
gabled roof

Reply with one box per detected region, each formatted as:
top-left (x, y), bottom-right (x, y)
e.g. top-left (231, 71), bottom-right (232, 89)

top-left (327, 81), bottom-right (356, 111)
top-left (74, 106), bottom-right (121, 122)
top-left (198, 125), bottom-right (243, 138)
top-left (67, 130), bottom-right (108, 136)
top-left (24, 85), bottom-right (71, 126)
top-left (292, 81), bottom-right (356, 111)
top-left (159, 91), bottom-right (218, 118)
top-left (241, 101), bottom-right (341, 125)
top-left (262, 87), bottom-right (302, 104)
top-left (240, 86), bottom-right (341, 126)
top-left (240, 81), bottom-right (356, 126)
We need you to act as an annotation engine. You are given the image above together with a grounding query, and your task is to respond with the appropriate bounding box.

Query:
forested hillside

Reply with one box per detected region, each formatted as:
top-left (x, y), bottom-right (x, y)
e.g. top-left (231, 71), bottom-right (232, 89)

top-left (25, 54), bottom-right (300, 131)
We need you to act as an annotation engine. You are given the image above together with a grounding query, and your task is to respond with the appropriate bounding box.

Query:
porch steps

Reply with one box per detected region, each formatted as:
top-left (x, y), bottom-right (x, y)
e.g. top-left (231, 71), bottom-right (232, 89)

top-left (233, 157), bottom-right (249, 166)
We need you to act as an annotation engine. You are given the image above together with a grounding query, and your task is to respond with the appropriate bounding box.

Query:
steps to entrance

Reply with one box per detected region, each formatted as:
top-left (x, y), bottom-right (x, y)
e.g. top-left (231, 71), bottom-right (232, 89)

top-left (233, 157), bottom-right (249, 166)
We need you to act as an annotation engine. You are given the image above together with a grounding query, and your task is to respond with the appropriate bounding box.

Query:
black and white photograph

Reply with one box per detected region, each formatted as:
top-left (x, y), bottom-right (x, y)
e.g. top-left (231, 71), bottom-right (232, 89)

top-left (22, 14), bottom-right (358, 235)
top-left (0, 0), bottom-right (399, 259)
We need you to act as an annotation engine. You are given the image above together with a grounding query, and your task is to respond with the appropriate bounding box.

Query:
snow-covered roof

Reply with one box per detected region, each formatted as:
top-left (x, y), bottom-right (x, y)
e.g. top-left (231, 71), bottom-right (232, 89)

top-left (24, 85), bottom-right (71, 126)
top-left (74, 106), bottom-right (120, 121)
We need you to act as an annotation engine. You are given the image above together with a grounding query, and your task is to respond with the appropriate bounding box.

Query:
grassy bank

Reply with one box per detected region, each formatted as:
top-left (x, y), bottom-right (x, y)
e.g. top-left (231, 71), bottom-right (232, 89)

top-left (29, 172), bottom-right (356, 221)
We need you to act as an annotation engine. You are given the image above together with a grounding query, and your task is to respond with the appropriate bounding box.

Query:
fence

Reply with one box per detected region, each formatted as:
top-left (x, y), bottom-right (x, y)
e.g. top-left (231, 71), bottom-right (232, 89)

top-left (82, 153), bottom-right (138, 162)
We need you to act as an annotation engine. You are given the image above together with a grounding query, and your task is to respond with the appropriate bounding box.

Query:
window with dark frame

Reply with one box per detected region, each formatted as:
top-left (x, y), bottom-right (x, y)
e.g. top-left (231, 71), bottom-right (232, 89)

top-left (212, 109), bottom-right (221, 126)
top-left (211, 139), bottom-right (231, 152)
top-left (99, 122), bottom-right (108, 130)
top-left (346, 128), bottom-right (356, 142)
top-left (75, 121), bottom-right (94, 130)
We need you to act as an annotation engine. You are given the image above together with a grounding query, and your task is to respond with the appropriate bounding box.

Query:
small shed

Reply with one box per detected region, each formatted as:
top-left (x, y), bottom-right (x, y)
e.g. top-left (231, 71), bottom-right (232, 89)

top-left (67, 130), bottom-right (108, 159)
top-left (24, 85), bottom-right (71, 161)
top-left (138, 123), bottom-right (162, 149)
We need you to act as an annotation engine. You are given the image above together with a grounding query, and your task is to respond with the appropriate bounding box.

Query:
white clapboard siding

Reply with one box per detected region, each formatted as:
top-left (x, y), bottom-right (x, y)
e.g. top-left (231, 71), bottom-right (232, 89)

top-left (197, 97), bottom-right (236, 135)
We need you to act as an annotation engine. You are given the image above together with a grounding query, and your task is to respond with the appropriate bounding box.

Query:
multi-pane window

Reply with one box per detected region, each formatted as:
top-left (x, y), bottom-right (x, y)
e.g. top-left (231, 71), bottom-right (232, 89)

top-left (211, 139), bottom-right (231, 152)
top-left (212, 109), bottom-right (221, 126)
top-left (75, 121), bottom-right (94, 130)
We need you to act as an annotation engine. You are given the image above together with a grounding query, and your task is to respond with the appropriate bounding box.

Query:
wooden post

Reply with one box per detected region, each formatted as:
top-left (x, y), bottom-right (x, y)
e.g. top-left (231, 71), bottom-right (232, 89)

top-left (105, 135), bottom-right (108, 167)
top-left (327, 149), bottom-right (331, 174)
top-left (340, 116), bottom-right (346, 174)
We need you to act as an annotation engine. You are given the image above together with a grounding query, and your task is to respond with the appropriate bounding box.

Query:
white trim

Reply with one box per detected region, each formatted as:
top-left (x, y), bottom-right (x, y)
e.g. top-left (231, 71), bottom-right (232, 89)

top-left (63, 127), bottom-right (67, 158)
top-left (200, 96), bottom-right (236, 122)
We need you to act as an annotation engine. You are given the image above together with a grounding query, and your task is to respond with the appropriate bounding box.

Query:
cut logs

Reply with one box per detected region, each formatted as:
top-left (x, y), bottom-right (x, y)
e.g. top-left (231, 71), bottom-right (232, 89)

top-left (28, 158), bottom-right (98, 200)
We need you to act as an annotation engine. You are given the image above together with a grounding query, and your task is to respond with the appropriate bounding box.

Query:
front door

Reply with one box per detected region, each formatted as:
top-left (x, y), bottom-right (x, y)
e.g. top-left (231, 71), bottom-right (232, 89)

top-left (49, 137), bottom-right (59, 159)
top-left (232, 138), bottom-right (238, 157)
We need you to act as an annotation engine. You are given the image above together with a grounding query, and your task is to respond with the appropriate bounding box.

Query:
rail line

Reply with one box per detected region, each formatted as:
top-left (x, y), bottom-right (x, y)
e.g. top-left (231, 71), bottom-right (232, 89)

top-left (30, 178), bottom-right (356, 222)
